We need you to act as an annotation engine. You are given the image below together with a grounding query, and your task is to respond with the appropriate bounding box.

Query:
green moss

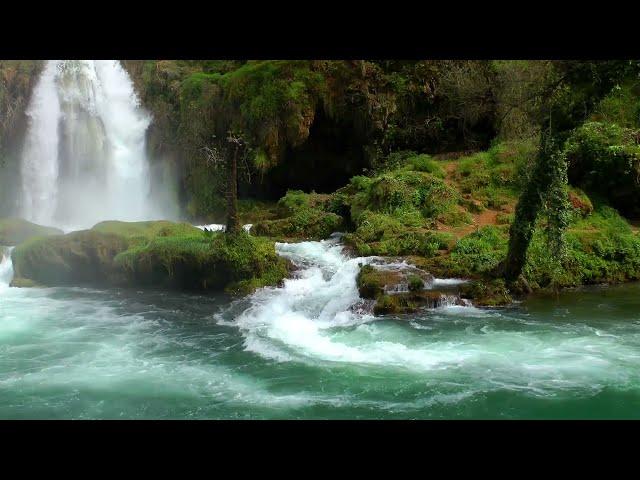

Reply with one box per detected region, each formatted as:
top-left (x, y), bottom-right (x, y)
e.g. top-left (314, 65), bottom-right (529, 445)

top-left (92, 220), bottom-right (202, 243)
top-left (9, 277), bottom-right (39, 288)
top-left (407, 274), bottom-right (424, 291)
top-left (372, 291), bottom-right (444, 316)
top-left (251, 190), bottom-right (343, 240)
top-left (355, 264), bottom-right (403, 299)
top-left (403, 154), bottom-right (445, 177)
top-left (0, 218), bottom-right (63, 246)
top-left (115, 231), bottom-right (289, 294)
top-left (454, 142), bottom-right (530, 204)
top-left (450, 226), bottom-right (508, 276)
top-left (460, 279), bottom-right (512, 306)
top-left (11, 221), bottom-right (289, 294)
top-left (439, 209), bottom-right (473, 227)
top-left (524, 206), bottom-right (640, 289)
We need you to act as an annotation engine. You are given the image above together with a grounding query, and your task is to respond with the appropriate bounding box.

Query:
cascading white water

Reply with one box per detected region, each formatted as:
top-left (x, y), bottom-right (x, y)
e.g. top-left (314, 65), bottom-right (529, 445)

top-left (0, 248), bottom-right (15, 289)
top-left (19, 60), bottom-right (163, 229)
top-left (218, 236), bottom-right (479, 368)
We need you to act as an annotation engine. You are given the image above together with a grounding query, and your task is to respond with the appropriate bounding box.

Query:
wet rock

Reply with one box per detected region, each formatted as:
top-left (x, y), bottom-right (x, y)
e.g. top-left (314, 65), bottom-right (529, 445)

top-left (356, 261), bottom-right (468, 315)
top-left (460, 279), bottom-right (512, 306)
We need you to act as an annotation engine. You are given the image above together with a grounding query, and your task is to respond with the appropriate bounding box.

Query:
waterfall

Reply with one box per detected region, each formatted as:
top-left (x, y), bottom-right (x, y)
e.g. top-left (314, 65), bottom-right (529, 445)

top-left (19, 60), bottom-right (163, 229)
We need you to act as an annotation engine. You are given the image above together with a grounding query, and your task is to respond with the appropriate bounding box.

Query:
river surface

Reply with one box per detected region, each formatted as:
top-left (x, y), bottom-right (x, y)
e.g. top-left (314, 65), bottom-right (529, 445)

top-left (1, 237), bottom-right (640, 419)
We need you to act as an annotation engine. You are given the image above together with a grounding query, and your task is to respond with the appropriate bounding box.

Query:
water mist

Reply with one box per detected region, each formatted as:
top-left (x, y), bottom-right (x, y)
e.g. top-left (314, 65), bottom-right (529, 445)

top-left (19, 60), bottom-right (171, 230)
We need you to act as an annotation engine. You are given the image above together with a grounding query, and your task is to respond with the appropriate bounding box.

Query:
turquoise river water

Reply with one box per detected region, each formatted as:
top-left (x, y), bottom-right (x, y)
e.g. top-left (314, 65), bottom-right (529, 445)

top-left (1, 237), bottom-right (640, 419)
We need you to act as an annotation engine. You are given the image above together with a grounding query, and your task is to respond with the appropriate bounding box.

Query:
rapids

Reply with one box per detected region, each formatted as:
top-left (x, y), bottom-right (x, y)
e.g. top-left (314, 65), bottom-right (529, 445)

top-left (1, 238), bottom-right (640, 419)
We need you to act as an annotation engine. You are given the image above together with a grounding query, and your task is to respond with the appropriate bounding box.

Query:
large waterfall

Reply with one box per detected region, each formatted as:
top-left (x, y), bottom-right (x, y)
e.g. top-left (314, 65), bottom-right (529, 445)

top-left (19, 60), bottom-right (164, 229)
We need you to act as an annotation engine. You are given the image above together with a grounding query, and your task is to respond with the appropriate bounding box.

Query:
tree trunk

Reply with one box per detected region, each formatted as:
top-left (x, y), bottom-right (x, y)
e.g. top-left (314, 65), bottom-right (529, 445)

top-left (226, 144), bottom-right (240, 234)
top-left (503, 132), bottom-right (556, 283)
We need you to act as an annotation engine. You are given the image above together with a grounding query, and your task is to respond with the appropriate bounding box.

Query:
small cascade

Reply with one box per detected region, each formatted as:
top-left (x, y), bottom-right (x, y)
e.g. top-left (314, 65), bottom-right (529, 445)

top-left (0, 247), bottom-right (15, 289)
top-left (195, 224), bottom-right (253, 233)
top-left (364, 257), bottom-right (471, 308)
top-left (437, 293), bottom-right (472, 308)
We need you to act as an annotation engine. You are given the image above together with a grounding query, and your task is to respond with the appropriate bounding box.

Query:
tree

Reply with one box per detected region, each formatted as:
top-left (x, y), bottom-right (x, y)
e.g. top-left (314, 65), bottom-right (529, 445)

top-left (225, 131), bottom-right (244, 234)
top-left (502, 60), bottom-right (639, 285)
top-left (201, 129), bottom-right (248, 235)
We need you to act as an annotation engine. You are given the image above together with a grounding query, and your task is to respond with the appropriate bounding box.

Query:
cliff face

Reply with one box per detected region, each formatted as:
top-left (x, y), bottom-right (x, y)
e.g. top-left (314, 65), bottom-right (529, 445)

top-left (0, 60), bottom-right (43, 216)
top-left (123, 60), bottom-right (505, 221)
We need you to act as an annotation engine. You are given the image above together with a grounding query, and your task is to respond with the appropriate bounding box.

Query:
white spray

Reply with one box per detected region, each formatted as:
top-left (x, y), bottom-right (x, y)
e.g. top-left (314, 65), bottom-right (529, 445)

top-left (0, 247), bottom-right (15, 289)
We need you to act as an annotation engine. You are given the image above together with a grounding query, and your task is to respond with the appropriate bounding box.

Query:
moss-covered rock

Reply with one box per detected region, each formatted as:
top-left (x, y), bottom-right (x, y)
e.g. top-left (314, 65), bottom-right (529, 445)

top-left (250, 190), bottom-right (344, 240)
top-left (355, 263), bottom-right (445, 315)
top-left (115, 231), bottom-right (291, 294)
top-left (373, 291), bottom-right (447, 315)
top-left (91, 220), bottom-right (202, 240)
top-left (460, 279), bottom-right (512, 306)
top-left (0, 218), bottom-right (63, 246)
top-left (10, 277), bottom-right (40, 288)
top-left (11, 230), bottom-right (129, 287)
top-left (356, 264), bottom-right (404, 299)
top-left (11, 221), bottom-right (290, 294)
top-left (251, 210), bottom-right (343, 241)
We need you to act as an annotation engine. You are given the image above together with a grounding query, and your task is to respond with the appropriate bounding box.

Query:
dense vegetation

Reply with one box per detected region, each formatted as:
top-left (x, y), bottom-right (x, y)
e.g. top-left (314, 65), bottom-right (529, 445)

top-left (3, 59), bottom-right (640, 305)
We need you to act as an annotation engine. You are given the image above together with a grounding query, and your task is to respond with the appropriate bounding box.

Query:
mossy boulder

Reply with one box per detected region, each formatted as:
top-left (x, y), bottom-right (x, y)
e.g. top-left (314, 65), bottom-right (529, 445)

top-left (11, 221), bottom-right (290, 294)
top-left (91, 220), bottom-right (202, 240)
top-left (115, 231), bottom-right (291, 294)
top-left (251, 190), bottom-right (344, 240)
top-left (356, 264), bottom-right (404, 299)
top-left (11, 230), bottom-right (129, 287)
top-left (373, 291), bottom-right (447, 316)
top-left (251, 210), bottom-right (343, 241)
top-left (0, 218), bottom-right (63, 246)
top-left (460, 279), bottom-right (512, 306)
top-left (356, 263), bottom-right (443, 315)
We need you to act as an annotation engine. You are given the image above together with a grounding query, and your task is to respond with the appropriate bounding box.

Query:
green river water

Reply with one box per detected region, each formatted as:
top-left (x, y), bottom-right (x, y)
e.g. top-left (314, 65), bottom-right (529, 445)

top-left (1, 238), bottom-right (640, 419)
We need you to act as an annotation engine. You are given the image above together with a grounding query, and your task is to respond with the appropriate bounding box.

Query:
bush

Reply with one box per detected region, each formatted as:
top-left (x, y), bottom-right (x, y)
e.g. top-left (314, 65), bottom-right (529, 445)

top-left (564, 121), bottom-right (640, 216)
top-left (450, 226), bottom-right (508, 275)
top-left (251, 190), bottom-right (343, 240)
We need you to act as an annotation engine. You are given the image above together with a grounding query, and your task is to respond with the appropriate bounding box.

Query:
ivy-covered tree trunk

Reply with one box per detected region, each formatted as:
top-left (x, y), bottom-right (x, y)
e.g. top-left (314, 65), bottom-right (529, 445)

top-left (502, 61), bottom-right (636, 284)
top-left (226, 143), bottom-right (240, 234)
top-left (503, 131), bottom-right (559, 283)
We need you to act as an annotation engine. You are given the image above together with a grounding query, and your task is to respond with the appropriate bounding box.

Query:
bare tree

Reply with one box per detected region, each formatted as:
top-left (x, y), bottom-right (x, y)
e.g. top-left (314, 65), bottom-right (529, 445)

top-left (200, 130), bottom-right (246, 235)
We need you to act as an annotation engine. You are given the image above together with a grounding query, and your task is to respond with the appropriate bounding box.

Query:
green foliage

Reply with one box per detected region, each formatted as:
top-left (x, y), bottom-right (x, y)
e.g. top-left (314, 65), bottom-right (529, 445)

top-left (594, 82), bottom-right (640, 128)
top-left (12, 221), bottom-right (288, 294)
top-left (407, 274), bottom-right (424, 291)
top-left (450, 226), bottom-right (508, 276)
top-left (564, 121), bottom-right (640, 215)
top-left (92, 220), bottom-right (202, 242)
top-left (438, 209), bottom-right (473, 227)
top-left (116, 231), bottom-right (290, 294)
top-left (251, 190), bottom-right (343, 240)
top-left (524, 206), bottom-right (640, 288)
top-left (455, 142), bottom-right (531, 205)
